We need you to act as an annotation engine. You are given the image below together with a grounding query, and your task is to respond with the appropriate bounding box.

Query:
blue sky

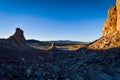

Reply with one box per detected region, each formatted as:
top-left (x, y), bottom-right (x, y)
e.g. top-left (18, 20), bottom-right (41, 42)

top-left (0, 0), bottom-right (115, 41)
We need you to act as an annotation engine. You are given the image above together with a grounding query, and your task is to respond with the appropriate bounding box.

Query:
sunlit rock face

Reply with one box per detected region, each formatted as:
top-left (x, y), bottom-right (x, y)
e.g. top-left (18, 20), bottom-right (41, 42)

top-left (116, 0), bottom-right (120, 31)
top-left (88, 0), bottom-right (120, 50)
top-left (102, 6), bottom-right (117, 37)
top-left (7, 28), bottom-right (26, 45)
top-left (88, 31), bottom-right (120, 50)
top-left (103, 0), bottom-right (120, 36)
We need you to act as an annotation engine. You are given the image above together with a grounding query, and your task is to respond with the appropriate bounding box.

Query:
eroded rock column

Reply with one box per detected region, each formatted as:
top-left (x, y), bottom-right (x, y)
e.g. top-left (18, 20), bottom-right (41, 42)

top-left (7, 28), bottom-right (26, 45)
top-left (116, 0), bottom-right (120, 31)
top-left (102, 6), bottom-right (117, 36)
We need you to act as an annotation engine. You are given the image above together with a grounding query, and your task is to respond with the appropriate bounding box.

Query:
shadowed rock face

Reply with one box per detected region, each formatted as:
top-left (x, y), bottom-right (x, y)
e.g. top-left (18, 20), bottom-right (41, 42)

top-left (7, 28), bottom-right (26, 45)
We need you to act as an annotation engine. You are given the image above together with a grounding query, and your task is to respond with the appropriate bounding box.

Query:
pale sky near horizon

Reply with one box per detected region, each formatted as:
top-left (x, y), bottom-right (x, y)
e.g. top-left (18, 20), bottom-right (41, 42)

top-left (0, 0), bottom-right (116, 41)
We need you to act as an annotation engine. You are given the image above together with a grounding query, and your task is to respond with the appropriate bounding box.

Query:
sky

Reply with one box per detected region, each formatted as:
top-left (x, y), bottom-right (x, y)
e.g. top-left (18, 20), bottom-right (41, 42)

top-left (0, 0), bottom-right (116, 42)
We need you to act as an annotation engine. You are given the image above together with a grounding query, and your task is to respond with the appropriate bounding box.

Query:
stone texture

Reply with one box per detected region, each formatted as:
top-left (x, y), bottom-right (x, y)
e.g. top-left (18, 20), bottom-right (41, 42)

top-left (116, 0), bottom-right (120, 31)
top-left (88, 0), bottom-right (120, 50)
top-left (103, 0), bottom-right (120, 36)
top-left (7, 28), bottom-right (26, 45)
top-left (1, 1), bottom-right (120, 80)
top-left (1, 41), bottom-right (120, 80)
top-left (102, 6), bottom-right (117, 37)
top-left (88, 31), bottom-right (120, 50)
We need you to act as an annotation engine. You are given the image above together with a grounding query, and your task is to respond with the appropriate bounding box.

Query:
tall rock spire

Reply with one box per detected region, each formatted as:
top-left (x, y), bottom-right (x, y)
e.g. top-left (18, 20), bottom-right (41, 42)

top-left (102, 0), bottom-right (120, 36)
top-left (102, 6), bottom-right (117, 36)
top-left (88, 0), bottom-right (120, 50)
top-left (7, 28), bottom-right (26, 46)
top-left (116, 0), bottom-right (120, 31)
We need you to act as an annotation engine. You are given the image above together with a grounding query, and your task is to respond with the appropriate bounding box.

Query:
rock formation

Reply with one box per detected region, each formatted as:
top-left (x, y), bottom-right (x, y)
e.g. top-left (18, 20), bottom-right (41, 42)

top-left (103, 0), bottom-right (120, 35)
top-left (48, 41), bottom-right (58, 50)
top-left (7, 28), bottom-right (26, 46)
top-left (102, 6), bottom-right (117, 37)
top-left (88, 0), bottom-right (120, 50)
top-left (116, 0), bottom-right (120, 31)
top-left (1, 1), bottom-right (120, 80)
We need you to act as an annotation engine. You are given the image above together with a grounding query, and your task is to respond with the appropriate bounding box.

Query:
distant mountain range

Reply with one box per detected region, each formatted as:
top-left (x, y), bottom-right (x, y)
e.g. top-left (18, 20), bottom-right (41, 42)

top-left (26, 39), bottom-right (90, 46)
top-left (0, 38), bottom-right (90, 46)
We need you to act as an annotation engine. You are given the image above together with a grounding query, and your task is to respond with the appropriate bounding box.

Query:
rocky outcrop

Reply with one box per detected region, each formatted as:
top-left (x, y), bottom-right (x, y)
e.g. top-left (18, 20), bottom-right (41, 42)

top-left (102, 6), bottom-right (117, 37)
top-left (1, 1), bottom-right (120, 80)
top-left (7, 28), bottom-right (26, 46)
top-left (103, 0), bottom-right (120, 36)
top-left (88, 0), bottom-right (120, 50)
top-left (48, 41), bottom-right (60, 51)
top-left (116, 0), bottom-right (120, 31)
top-left (88, 31), bottom-right (120, 50)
